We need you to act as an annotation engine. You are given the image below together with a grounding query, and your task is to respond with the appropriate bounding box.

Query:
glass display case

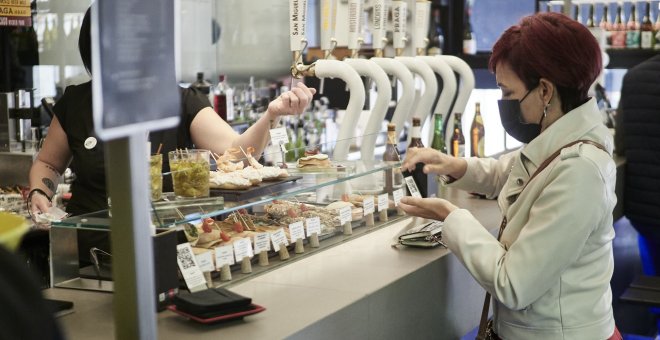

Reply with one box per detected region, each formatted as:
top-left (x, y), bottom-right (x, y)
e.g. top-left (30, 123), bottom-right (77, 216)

top-left (50, 138), bottom-right (416, 293)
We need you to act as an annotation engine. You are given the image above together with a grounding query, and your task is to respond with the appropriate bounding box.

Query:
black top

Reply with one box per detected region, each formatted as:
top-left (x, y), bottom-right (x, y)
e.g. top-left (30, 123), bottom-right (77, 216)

top-left (618, 55), bottom-right (660, 228)
top-left (53, 81), bottom-right (211, 216)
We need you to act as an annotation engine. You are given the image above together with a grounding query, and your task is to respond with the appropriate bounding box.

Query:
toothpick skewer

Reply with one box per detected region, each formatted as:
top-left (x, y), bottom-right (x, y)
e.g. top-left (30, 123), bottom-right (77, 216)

top-left (156, 143), bottom-right (163, 155)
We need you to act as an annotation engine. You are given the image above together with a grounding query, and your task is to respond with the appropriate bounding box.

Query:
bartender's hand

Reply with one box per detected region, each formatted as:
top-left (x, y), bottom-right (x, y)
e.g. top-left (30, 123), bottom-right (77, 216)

top-left (398, 196), bottom-right (458, 221)
top-left (402, 147), bottom-right (467, 180)
top-left (266, 82), bottom-right (316, 117)
top-left (29, 191), bottom-right (53, 229)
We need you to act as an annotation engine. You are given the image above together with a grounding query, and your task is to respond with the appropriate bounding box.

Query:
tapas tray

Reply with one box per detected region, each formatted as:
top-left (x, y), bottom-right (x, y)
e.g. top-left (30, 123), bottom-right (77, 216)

top-left (211, 176), bottom-right (302, 201)
top-left (167, 303), bottom-right (265, 324)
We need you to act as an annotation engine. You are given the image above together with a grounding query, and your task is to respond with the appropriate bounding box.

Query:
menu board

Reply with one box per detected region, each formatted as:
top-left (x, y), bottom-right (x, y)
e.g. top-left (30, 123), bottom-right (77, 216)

top-left (92, 0), bottom-right (180, 139)
top-left (0, 0), bottom-right (32, 27)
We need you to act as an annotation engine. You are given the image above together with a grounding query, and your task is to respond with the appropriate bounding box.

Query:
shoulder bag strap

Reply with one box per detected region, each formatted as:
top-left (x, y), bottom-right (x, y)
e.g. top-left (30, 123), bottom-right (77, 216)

top-left (475, 139), bottom-right (607, 340)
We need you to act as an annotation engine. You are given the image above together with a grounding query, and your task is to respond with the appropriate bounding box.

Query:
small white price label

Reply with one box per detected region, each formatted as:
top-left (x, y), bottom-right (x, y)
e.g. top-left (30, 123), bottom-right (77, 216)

top-left (339, 205), bottom-right (352, 224)
top-left (289, 221), bottom-right (305, 242)
top-left (254, 232), bottom-right (271, 253)
top-left (270, 228), bottom-right (289, 252)
top-left (233, 238), bottom-right (254, 262)
top-left (363, 196), bottom-right (375, 215)
top-left (195, 250), bottom-right (215, 272)
top-left (269, 127), bottom-right (289, 146)
top-left (176, 243), bottom-right (206, 292)
top-left (404, 176), bottom-right (422, 198)
top-left (377, 193), bottom-right (388, 212)
top-left (306, 217), bottom-right (321, 236)
top-left (214, 245), bottom-right (235, 268)
top-left (393, 188), bottom-right (405, 206)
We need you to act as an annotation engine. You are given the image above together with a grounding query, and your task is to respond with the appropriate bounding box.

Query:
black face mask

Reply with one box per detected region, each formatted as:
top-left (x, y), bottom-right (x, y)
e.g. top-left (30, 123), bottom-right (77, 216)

top-left (497, 88), bottom-right (545, 144)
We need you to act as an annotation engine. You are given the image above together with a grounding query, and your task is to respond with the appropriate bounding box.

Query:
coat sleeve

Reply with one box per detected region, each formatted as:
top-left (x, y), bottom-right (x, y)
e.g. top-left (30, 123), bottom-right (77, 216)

top-left (449, 150), bottom-right (518, 199)
top-left (443, 153), bottom-right (614, 310)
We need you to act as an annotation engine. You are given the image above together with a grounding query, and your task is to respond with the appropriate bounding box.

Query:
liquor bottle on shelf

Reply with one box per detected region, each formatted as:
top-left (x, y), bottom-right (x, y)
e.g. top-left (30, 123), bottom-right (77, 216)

top-left (640, 1), bottom-right (654, 49)
top-left (626, 2), bottom-right (640, 49)
top-left (213, 75), bottom-right (235, 122)
top-left (601, 4), bottom-right (612, 49)
top-left (451, 113), bottom-right (465, 158)
top-left (383, 123), bottom-right (403, 194)
top-left (587, 3), bottom-right (606, 48)
top-left (427, 7), bottom-right (445, 56)
top-left (573, 3), bottom-right (581, 24)
top-left (470, 102), bottom-right (485, 158)
top-left (407, 117), bottom-right (427, 197)
top-left (462, 3), bottom-right (476, 55)
top-left (611, 3), bottom-right (627, 49)
top-left (431, 113), bottom-right (447, 154)
top-left (191, 72), bottom-right (213, 106)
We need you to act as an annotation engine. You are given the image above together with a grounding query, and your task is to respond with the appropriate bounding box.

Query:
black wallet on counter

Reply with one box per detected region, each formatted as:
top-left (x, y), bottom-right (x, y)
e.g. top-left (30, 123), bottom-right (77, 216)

top-left (172, 287), bottom-right (252, 318)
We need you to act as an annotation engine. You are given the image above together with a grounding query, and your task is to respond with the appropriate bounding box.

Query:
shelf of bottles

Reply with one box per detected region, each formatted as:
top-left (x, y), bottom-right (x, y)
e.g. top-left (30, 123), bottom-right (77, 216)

top-left (538, 1), bottom-right (660, 68)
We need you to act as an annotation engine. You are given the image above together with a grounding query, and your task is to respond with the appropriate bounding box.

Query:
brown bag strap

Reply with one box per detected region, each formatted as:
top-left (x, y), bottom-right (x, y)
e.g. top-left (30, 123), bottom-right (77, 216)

top-left (475, 140), bottom-right (607, 340)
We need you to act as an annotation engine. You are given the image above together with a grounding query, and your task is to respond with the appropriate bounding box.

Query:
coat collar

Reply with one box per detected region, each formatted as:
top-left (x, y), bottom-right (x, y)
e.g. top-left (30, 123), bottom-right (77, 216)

top-left (520, 97), bottom-right (607, 171)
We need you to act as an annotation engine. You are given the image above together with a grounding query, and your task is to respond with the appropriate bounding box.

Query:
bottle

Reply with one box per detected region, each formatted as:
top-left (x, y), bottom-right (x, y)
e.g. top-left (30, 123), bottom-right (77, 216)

top-left (587, 3), bottom-right (606, 48)
top-left (462, 4), bottom-right (476, 55)
top-left (431, 113), bottom-right (447, 154)
top-left (427, 8), bottom-right (445, 56)
top-left (191, 72), bottom-right (212, 101)
top-left (626, 3), bottom-right (640, 49)
top-left (611, 4), bottom-right (626, 49)
top-left (213, 75), bottom-right (228, 121)
top-left (470, 102), bottom-right (485, 157)
top-left (601, 4), bottom-right (612, 49)
top-left (640, 1), bottom-right (654, 49)
top-left (573, 4), bottom-right (581, 24)
top-left (451, 113), bottom-right (465, 158)
top-left (407, 118), bottom-right (427, 197)
top-left (383, 123), bottom-right (403, 194)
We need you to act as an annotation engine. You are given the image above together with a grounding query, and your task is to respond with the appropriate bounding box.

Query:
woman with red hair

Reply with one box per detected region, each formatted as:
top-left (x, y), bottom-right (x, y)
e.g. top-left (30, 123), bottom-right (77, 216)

top-left (400, 12), bottom-right (620, 340)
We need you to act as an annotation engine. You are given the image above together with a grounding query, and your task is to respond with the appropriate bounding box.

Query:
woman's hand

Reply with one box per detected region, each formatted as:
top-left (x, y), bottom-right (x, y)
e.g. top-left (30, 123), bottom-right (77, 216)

top-left (267, 82), bottom-right (316, 117)
top-left (402, 147), bottom-right (467, 180)
top-left (398, 196), bottom-right (459, 221)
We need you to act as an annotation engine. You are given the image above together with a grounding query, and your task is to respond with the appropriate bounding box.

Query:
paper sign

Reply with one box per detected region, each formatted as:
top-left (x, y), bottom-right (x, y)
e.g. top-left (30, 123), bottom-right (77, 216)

top-left (339, 206), bottom-right (352, 224)
top-left (393, 188), bottom-right (405, 206)
top-left (176, 243), bottom-right (207, 293)
top-left (214, 245), bottom-right (235, 268)
top-left (404, 176), bottom-right (422, 198)
top-left (306, 217), bottom-right (321, 236)
top-left (269, 127), bottom-right (289, 146)
top-left (195, 250), bottom-right (215, 272)
top-left (233, 238), bottom-right (254, 262)
top-left (377, 193), bottom-right (388, 212)
top-left (270, 228), bottom-right (289, 252)
top-left (289, 221), bottom-right (305, 242)
top-left (363, 196), bottom-right (375, 215)
top-left (254, 232), bottom-right (271, 253)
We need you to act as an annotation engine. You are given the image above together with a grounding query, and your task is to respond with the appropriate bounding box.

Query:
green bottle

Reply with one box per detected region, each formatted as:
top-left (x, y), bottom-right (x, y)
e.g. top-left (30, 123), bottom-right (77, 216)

top-left (431, 113), bottom-right (447, 153)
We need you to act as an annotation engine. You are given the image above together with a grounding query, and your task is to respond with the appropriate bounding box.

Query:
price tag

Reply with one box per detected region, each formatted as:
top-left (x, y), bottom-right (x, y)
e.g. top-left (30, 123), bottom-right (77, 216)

top-left (176, 243), bottom-right (206, 293)
top-left (363, 196), bottom-right (375, 215)
top-left (269, 127), bottom-right (289, 146)
top-left (339, 205), bottom-right (352, 224)
top-left (404, 176), bottom-right (422, 198)
top-left (195, 250), bottom-right (215, 272)
top-left (377, 193), bottom-right (388, 212)
top-left (214, 245), bottom-right (235, 269)
top-left (233, 238), bottom-right (254, 262)
top-left (306, 217), bottom-right (321, 236)
top-left (254, 232), bottom-right (271, 253)
top-left (270, 228), bottom-right (289, 252)
top-left (289, 221), bottom-right (305, 242)
top-left (393, 188), bottom-right (405, 206)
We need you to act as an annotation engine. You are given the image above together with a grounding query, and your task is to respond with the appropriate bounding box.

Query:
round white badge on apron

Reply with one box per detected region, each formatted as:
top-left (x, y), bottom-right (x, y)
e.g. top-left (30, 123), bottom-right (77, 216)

top-left (84, 137), bottom-right (97, 150)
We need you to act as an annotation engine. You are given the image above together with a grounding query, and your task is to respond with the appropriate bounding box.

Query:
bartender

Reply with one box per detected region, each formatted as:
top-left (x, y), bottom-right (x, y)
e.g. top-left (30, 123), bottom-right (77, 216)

top-left (27, 6), bottom-right (315, 218)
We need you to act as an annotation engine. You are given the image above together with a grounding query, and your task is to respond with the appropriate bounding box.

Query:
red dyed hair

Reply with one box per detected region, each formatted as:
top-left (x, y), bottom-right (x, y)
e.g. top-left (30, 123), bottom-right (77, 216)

top-left (489, 12), bottom-right (602, 113)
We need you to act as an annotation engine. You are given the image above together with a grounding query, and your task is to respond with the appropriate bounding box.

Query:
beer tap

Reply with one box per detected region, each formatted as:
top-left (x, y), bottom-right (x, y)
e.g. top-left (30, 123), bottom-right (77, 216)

top-left (369, 0), bottom-right (414, 145)
top-left (289, 0), bottom-right (365, 162)
top-left (437, 55), bottom-right (475, 148)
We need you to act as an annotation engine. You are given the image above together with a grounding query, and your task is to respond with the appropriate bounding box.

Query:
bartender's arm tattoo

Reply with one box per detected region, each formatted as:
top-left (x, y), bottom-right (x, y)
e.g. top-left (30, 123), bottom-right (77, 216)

top-left (44, 164), bottom-right (60, 176)
top-left (42, 178), bottom-right (56, 193)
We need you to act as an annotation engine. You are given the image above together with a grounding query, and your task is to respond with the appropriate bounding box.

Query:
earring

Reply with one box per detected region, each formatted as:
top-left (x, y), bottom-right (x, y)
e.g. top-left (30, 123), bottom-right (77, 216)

top-left (543, 103), bottom-right (549, 117)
